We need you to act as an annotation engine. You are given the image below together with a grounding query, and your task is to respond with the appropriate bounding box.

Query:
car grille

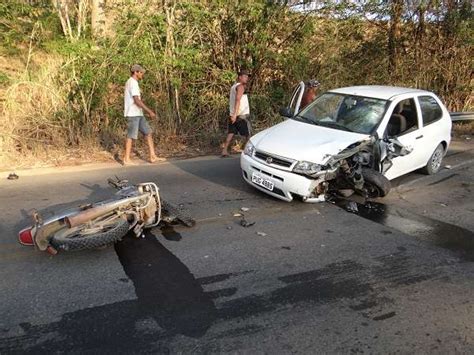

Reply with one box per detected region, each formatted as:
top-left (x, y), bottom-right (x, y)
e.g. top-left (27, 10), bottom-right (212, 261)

top-left (254, 151), bottom-right (294, 168)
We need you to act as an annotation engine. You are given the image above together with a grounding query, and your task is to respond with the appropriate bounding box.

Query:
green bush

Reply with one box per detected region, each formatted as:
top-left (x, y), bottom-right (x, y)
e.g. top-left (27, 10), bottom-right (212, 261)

top-left (1, 0), bottom-right (472, 165)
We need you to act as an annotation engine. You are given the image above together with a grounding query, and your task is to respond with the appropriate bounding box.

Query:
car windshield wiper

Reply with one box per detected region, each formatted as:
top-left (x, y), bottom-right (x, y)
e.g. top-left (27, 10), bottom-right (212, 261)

top-left (317, 121), bottom-right (354, 132)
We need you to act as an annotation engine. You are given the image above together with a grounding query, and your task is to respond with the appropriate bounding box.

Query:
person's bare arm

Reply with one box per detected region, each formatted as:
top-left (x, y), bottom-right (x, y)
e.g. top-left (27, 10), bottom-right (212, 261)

top-left (231, 85), bottom-right (245, 123)
top-left (133, 96), bottom-right (156, 118)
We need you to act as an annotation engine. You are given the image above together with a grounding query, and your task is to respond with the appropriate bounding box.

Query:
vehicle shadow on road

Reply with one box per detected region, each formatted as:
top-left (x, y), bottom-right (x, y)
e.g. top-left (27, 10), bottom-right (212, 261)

top-left (114, 230), bottom-right (218, 337)
top-left (171, 156), bottom-right (254, 194)
top-left (0, 230), bottom-right (217, 353)
top-left (1, 232), bottom-right (452, 353)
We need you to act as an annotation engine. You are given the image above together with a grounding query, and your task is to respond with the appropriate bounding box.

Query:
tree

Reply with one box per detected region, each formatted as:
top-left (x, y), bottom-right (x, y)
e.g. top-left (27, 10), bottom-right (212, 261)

top-left (52, 0), bottom-right (88, 41)
top-left (387, 0), bottom-right (403, 74)
top-left (91, 0), bottom-right (106, 39)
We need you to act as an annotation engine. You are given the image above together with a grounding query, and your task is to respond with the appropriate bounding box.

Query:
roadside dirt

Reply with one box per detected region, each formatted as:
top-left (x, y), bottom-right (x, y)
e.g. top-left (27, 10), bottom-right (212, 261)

top-left (0, 137), bottom-right (247, 173)
top-left (1, 123), bottom-right (470, 173)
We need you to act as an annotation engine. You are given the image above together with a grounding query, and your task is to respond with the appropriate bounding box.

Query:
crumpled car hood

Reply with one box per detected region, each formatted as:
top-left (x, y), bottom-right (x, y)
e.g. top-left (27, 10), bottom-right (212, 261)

top-left (251, 119), bottom-right (369, 165)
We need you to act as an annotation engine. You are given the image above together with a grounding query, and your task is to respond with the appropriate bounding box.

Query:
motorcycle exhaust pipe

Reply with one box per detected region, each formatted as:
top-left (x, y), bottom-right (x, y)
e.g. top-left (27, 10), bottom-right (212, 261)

top-left (65, 195), bottom-right (147, 228)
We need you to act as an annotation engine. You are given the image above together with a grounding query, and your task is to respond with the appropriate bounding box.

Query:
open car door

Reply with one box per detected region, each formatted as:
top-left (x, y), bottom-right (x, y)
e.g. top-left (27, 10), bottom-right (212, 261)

top-left (279, 81), bottom-right (305, 118)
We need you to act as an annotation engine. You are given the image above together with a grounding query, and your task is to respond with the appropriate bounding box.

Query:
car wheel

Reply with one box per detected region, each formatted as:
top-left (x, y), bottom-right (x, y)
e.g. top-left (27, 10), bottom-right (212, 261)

top-left (421, 143), bottom-right (444, 175)
top-left (361, 168), bottom-right (391, 198)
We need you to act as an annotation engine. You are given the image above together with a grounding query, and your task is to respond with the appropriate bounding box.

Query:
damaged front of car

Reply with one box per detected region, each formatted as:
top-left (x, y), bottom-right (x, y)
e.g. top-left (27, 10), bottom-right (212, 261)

top-left (240, 118), bottom-right (377, 202)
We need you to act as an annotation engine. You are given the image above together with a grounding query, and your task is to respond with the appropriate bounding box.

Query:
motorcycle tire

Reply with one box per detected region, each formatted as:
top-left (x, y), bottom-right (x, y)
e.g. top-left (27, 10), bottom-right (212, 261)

top-left (50, 218), bottom-right (130, 252)
top-left (361, 168), bottom-right (391, 198)
top-left (161, 200), bottom-right (196, 227)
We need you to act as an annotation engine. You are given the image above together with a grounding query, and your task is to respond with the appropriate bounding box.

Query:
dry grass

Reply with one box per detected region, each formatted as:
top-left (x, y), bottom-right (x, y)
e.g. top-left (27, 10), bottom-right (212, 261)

top-left (0, 52), bottom-right (72, 164)
top-left (452, 122), bottom-right (474, 137)
top-left (0, 49), bottom-right (227, 171)
top-left (1, 45), bottom-right (472, 171)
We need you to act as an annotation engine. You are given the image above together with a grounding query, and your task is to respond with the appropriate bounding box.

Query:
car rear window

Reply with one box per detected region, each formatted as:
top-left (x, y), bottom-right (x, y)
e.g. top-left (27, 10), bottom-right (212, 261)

top-left (419, 96), bottom-right (443, 126)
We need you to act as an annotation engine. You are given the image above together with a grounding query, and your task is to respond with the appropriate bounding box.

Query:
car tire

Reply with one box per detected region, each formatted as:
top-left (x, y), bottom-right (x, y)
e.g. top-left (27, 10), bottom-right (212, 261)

top-left (421, 143), bottom-right (444, 175)
top-left (361, 168), bottom-right (391, 198)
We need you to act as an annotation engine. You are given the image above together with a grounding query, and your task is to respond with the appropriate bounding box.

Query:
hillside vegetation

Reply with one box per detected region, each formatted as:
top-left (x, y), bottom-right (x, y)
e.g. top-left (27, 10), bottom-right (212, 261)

top-left (0, 0), bottom-right (472, 169)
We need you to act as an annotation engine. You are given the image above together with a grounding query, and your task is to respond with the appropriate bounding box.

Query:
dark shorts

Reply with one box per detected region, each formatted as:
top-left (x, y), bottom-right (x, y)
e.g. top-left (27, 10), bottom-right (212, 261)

top-left (126, 116), bottom-right (152, 139)
top-left (228, 115), bottom-right (251, 136)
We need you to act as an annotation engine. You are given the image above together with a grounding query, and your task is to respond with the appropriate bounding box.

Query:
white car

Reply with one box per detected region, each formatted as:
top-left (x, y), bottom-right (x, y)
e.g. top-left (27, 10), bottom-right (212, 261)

top-left (241, 84), bottom-right (452, 202)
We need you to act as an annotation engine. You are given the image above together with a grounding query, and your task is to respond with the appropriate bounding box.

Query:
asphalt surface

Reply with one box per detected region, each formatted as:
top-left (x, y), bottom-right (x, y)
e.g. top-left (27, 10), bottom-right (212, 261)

top-left (0, 139), bottom-right (473, 354)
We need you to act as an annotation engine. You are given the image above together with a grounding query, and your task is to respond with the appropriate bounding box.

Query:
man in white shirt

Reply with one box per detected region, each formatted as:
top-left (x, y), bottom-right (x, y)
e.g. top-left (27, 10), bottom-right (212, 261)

top-left (221, 69), bottom-right (251, 157)
top-left (123, 64), bottom-right (159, 165)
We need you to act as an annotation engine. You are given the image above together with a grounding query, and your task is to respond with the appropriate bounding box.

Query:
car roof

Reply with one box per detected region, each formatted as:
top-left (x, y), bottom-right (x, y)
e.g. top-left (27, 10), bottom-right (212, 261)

top-left (328, 85), bottom-right (432, 101)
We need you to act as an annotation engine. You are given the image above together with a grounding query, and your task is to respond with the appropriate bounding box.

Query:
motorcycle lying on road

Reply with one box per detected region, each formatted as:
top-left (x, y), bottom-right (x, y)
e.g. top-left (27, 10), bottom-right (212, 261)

top-left (18, 178), bottom-right (195, 254)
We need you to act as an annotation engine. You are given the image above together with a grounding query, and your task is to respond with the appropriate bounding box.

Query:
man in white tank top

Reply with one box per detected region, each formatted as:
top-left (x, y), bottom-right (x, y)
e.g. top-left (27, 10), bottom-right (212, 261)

top-left (221, 69), bottom-right (252, 157)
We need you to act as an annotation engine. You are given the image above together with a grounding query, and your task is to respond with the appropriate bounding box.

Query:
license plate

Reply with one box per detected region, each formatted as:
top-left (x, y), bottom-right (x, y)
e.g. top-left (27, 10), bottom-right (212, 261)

top-left (251, 173), bottom-right (274, 191)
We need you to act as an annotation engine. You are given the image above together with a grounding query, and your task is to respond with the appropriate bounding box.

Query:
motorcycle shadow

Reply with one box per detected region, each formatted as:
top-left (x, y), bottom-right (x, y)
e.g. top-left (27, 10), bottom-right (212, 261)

top-left (114, 229), bottom-right (217, 338)
top-left (1, 229), bottom-right (217, 353)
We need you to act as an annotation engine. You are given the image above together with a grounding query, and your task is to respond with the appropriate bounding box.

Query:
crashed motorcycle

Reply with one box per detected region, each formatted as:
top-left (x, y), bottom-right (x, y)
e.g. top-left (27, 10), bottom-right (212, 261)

top-left (301, 135), bottom-right (412, 202)
top-left (18, 178), bottom-right (195, 254)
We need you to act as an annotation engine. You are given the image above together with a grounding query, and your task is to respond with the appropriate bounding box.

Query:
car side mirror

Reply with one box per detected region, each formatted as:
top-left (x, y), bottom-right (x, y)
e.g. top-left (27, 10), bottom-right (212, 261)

top-left (279, 107), bottom-right (293, 118)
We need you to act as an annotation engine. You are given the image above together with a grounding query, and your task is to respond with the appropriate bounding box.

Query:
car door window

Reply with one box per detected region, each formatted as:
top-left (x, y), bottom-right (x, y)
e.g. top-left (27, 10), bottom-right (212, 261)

top-left (385, 98), bottom-right (418, 137)
top-left (418, 96), bottom-right (443, 126)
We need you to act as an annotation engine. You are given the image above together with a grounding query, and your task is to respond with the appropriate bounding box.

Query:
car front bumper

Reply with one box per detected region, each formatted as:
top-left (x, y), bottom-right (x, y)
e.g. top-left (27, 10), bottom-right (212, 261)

top-left (240, 153), bottom-right (322, 202)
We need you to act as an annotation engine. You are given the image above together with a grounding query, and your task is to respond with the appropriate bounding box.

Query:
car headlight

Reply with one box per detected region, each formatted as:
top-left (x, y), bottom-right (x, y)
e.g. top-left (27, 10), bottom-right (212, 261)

top-left (244, 141), bottom-right (255, 157)
top-left (293, 161), bottom-right (322, 176)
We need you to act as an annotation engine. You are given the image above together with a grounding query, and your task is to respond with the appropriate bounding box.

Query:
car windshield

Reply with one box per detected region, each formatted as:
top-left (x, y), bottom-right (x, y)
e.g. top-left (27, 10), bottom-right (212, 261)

top-left (293, 93), bottom-right (388, 134)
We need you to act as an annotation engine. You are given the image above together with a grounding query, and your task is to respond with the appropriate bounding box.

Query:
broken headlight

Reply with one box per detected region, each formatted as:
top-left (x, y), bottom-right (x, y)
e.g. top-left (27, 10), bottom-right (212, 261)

top-left (293, 161), bottom-right (322, 176)
top-left (244, 141), bottom-right (255, 157)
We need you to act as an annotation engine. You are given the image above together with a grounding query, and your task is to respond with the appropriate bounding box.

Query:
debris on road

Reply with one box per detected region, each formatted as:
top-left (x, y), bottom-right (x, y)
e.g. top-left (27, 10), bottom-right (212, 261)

top-left (7, 173), bottom-right (19, 180)
top-left (445, 165), bottom-right (452, 169)
top-left (233, 213), bottom-right (243, 217)
top-left (240, 207), bottom-right (250, 212)
top-left (256, 231), bottom-right (267, 237)
top-left (240, 218), bottom-right (255, 228)
top-left (345, 201), bottom-right (359, 213)
top-left (226, 226), bottom-right (233, 230)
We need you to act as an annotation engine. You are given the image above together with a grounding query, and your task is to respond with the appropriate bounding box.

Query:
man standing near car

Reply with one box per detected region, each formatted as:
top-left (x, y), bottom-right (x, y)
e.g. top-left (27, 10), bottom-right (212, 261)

top-left (123, 64), bottom-right (159, 165)
top-left (300, 79), bottom-right (321, 110)
top-left (221, 69), bottom-right (251, 157)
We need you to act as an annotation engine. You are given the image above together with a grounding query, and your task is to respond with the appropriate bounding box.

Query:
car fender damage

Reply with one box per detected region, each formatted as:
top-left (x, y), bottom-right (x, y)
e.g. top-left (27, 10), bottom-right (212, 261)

top-left (303, 136), bottom-right (413, 202)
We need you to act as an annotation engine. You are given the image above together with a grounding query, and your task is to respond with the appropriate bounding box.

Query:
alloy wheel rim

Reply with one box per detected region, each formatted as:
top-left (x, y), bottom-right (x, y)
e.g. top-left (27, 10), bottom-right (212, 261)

top-left (431, 148), bottom-right (443, 171)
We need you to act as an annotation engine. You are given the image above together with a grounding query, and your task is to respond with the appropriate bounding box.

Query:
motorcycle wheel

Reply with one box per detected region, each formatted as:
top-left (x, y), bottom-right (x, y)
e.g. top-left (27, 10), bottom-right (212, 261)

top-left (361, 168), bottom-right (391, 198)
top-left (50, 217), bottom-right (130, 252)
top-left (160, 200), bottom-right (196, 227)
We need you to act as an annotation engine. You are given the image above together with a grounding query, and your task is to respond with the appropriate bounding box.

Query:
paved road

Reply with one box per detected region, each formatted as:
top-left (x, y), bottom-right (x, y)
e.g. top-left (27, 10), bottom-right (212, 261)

top-left (0, 140), bottom-right (473, 354)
